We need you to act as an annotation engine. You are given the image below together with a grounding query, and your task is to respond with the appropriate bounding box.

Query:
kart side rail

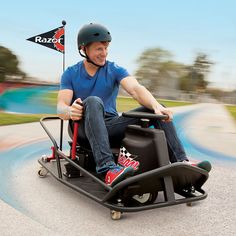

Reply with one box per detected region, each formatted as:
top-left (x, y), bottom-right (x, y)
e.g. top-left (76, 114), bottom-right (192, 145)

top-left (39, 116), bottom-right (112, 191)
top-left (103, 162), bottom-right (208, 201)
top-left (102, 162), bottom-right (208, 212)
top-left (39, 115), bottom-right (209, 214)
top-left (40, 116), bottom-right (63, 150)
top-left (38, 156), bottom-right (208, 212)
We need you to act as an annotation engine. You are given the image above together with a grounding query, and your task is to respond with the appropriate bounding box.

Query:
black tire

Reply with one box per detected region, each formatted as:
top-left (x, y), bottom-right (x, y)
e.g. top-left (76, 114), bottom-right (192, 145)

top-left (123, 191), bottom-right (158, 206)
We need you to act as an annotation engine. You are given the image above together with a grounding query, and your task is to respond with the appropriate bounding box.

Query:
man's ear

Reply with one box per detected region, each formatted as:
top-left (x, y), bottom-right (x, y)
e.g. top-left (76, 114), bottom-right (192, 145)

top-left (80, 46), bottom-right (85, 52)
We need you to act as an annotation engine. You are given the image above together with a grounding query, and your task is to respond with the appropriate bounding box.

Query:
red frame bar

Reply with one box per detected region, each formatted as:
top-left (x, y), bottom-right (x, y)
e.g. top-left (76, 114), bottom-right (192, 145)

top-left (71, 122), bottom-right (79, 160)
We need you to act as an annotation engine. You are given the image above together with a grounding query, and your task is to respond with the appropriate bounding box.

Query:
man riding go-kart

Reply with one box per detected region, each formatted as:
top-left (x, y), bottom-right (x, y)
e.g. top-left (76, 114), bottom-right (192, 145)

top-left (38, 23), bottom-right (211, 220)
top-left (57, 22), bottom-right (211, 186)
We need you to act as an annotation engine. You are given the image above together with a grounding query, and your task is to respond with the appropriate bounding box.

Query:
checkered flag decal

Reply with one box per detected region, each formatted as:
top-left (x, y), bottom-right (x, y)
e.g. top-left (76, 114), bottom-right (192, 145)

top-left (118, 146), bottom-right (139, 171)
top-left (119, 146), bottom-right (132, 158)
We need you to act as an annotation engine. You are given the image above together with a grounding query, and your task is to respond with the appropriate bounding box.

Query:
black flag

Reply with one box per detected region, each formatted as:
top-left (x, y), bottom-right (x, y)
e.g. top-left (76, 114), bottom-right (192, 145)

top-left (27, 26), bottom-right (64, 53)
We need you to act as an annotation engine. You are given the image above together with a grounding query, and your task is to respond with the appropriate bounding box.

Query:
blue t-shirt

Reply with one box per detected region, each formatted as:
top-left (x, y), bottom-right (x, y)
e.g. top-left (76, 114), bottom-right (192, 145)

top-left (60, 60), bottom-right (129, 115)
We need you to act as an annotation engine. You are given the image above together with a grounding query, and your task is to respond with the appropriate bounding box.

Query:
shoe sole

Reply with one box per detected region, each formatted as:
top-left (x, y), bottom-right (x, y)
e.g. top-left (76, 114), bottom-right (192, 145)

top-left (196, 160), bottom-right (212, 172)
top-left (110, 167), bottom-right (134, 187)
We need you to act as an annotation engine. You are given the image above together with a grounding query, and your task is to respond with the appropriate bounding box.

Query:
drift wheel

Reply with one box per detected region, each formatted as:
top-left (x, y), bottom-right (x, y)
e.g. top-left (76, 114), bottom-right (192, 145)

top-left (132, 193), bottom-right (157, 204)
top-left (38, 167), bottom-right (49, 178)
top-left (124, 192), bottom-right (158, 206)
top-left (110, 210), bottom-right (122, 220)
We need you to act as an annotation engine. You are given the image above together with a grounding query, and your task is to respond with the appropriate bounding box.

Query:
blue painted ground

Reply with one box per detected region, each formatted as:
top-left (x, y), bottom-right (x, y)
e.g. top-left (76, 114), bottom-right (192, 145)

top-left (174, 110), bottom-right (236, 164)
top-left (0, 85), bottom-right (59, 114)
top-left (0, 140), bottom-right (51, 214)
top-left (0, 109), bottom-right (236, 213)
top-left (0, 86), bottom-right (235, 213)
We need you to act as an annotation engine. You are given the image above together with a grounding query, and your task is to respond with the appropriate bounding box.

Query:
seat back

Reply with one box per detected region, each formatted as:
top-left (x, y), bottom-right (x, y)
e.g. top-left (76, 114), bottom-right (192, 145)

top-left (121, 125), bottom-right (170, 174)
top-left (68, 120), bottom-right (122, 150)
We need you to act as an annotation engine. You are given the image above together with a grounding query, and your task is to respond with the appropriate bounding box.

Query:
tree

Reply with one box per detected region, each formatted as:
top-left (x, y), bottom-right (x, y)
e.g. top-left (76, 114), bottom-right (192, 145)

top-left (0, 45), bottom-right (25, 82)
top-left (135, 47), bottom-right (186, 94)
top-left (180, 53), bottom-right (213, 92)
top-left (192, 53), bottom-right (213, 91)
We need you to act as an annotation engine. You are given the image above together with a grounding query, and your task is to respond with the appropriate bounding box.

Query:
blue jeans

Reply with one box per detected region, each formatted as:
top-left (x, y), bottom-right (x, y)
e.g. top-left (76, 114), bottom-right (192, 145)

top-left (78, 96), bottom-right (187, 173)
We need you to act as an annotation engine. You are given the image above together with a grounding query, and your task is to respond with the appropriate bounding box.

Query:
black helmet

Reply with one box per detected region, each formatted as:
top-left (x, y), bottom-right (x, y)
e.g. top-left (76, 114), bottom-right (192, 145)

top-left (77, 23), bottom-right (112, 50)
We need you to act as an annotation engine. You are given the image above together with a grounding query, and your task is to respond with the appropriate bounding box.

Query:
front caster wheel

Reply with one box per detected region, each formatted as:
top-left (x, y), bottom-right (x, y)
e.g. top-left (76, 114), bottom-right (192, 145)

top-left (186, 202), bottom-right (193, 207)
top-left (110, 210), bottom-right (122, 220)
top-left (38, 167), bottom-right (48, 178)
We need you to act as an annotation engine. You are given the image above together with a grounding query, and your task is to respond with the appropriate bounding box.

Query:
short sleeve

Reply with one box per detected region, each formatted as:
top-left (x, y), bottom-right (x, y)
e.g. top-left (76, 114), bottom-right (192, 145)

top-left (60, 67), bottom-right (74, 90)
top-left (112, 63), bottom-right (130, 83)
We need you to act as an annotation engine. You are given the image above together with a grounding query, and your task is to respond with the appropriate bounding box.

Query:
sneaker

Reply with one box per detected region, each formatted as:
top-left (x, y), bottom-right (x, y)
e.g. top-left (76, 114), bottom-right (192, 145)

top-left (182, 160), bottom-right (212, 172)
top-left (105, 166), bottom-right (134, 187)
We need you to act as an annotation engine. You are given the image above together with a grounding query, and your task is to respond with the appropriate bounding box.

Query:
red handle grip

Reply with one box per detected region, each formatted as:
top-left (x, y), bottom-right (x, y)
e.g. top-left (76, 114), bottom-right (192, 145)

top-left (71, 122), bottom-right (79, 160)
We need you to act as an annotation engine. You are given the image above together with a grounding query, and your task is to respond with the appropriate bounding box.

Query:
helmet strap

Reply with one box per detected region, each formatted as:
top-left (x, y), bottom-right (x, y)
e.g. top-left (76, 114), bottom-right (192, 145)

top-left (79, 48), bottom-right (104, 68)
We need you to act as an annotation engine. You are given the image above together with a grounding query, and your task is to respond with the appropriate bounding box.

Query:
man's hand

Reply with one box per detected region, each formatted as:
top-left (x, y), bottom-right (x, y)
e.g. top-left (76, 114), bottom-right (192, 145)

top-left (69, 98), bottom-right (83, 121)
top-left (153, 106), bottom-right (173, 122)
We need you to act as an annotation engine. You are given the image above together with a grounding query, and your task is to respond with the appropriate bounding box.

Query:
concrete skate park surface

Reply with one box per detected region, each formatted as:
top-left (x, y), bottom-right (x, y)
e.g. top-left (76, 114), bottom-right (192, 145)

top-left (0, 103), bottom-right (236, 236)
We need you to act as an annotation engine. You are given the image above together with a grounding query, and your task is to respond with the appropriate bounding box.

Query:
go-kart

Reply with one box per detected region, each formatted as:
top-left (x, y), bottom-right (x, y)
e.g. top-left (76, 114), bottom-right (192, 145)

top-left (38, 111), bottom-right (209, 220)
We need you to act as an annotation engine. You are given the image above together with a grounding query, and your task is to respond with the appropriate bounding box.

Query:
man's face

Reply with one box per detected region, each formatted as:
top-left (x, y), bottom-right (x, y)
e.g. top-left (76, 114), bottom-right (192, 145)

top-left (85, 41), bottom-right (109, 66)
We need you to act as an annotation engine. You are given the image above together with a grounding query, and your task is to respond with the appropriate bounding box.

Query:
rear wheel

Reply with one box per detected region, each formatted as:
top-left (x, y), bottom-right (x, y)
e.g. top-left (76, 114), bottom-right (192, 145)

top-left (132, 192), bottom-right (157, 204)
top-left (124, 191), bottom-right (158, 206)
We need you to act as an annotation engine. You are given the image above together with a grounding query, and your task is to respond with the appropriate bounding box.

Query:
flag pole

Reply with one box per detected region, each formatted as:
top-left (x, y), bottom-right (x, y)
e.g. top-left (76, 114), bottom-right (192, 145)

top-left (60, 20), bottom-right (66, 151)
top-left (62, 20), bottom-right (66, 72)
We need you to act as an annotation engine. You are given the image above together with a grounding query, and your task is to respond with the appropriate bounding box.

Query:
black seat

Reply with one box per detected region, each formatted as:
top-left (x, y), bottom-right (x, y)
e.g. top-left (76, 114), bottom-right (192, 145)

top-left (68, 120), bottom-right (120, 154)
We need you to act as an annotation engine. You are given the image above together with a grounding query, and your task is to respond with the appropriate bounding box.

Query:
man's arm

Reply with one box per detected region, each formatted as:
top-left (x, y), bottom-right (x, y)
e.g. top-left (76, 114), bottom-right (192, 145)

top-left (57, 89), bottom-right (73, 120)
top-left (57, 89), bottom-right (83, 121)
top-left (120, 76), bottom-right (173, 121)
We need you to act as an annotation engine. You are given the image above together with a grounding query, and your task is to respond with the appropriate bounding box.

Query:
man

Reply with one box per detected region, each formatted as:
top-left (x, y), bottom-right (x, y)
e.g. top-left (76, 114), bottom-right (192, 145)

top-left (57, 23), bottom-right (211, 187)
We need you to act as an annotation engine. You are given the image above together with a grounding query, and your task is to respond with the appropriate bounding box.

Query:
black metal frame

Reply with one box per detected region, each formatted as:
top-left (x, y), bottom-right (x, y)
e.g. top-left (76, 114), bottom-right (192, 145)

top-left (39, 116), bottom-right (208, 213)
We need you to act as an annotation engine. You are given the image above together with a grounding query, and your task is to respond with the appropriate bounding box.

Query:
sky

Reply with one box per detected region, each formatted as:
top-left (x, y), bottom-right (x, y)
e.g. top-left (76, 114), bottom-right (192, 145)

top-left (1, 0), bottom-right (236, 90)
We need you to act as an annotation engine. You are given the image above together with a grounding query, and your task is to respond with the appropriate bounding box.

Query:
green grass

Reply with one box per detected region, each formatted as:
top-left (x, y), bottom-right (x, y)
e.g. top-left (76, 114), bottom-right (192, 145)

top-left (0, 112), bottom-right (45, 126)
top-left (39, 93), bottom-right (193, 111)
top-left (40, 91), bottom-right (58, 106)
top-left (116, 97), bottom-right (140, 112)
top-left (225, 105), bottom-right (236, 121)
top-left (157, 99), bottom-right (193, 107)
top-left (0, 91), bottom-right (58, 126)
top-left (117, 96), bottom-right (193, 112)
top-left (0, 96), bottom-right (193, 126)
